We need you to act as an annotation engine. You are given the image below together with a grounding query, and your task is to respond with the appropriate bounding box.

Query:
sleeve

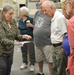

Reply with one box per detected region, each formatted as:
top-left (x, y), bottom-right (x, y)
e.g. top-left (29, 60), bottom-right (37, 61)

top-left (15, 31), bottom-right (23, 41)
top-left (58, 16), bottom-right (67, 35)
top-left (30, 17), bottom-right (34, 24)
top-left (33, 11), bottom-right (39, 24)
top-left (0, 22), bottom-right (14, 46)
top-left (67, 20), bottom-right (74, 48)
top-left (18, 19), bottom-right (20, 29)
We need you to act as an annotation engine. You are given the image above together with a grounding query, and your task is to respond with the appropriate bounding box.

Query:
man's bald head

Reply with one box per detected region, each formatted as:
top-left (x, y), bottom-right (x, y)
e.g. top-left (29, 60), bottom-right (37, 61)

top-left (39, 0), bottom-right (49, 5)
top-left (39, 0), bottom-right (49, 12)
top-left (42, 1), bottom-right (55, 9)
top-left (41, 1), bottom-right (56, 18)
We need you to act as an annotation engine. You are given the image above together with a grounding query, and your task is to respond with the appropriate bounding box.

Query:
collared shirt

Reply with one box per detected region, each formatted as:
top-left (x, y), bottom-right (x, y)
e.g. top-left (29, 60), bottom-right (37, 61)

top-left (67, 16), bottom-right (74, 52)
top-left (51, 10), bottom-right (67, 44)
top-left (66, 16), bottom-right (74, 72)
top-left (18, 16), bottom-right (33, 37)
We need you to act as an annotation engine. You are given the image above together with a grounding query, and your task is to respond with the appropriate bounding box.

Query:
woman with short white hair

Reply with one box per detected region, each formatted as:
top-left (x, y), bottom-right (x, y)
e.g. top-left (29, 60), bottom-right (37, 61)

top-left (19, 6), bottom-right (29, 18)
top-left (18, 6), bottom-right (35, 72)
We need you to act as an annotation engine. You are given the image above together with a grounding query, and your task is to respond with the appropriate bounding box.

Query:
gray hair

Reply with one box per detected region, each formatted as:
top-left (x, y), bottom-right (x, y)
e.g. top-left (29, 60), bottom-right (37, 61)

top-left (63, 0), bottom-right (74, 2)
top-left (2, 5), bottom-right (14, 13)
top-left (0, 5), bottom-right (14, 21)
top-left (66, 0), bottom-right (74, 2)
top-left (42, 1), bottom-right (56, 8)
top-left (19, 6), bottom-right (29, 16)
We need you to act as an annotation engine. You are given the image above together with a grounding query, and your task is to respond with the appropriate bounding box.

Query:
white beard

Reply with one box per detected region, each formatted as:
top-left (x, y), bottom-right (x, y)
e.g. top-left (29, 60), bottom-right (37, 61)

top-left (66, 5), bottom-right (71, 15)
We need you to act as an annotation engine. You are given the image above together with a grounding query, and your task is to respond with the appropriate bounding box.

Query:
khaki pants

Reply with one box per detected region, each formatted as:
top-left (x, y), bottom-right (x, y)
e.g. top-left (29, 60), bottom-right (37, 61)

top-left (35, 45), bottom-right (53, 63)
top-left (52, 45), bottom-right (67, 75)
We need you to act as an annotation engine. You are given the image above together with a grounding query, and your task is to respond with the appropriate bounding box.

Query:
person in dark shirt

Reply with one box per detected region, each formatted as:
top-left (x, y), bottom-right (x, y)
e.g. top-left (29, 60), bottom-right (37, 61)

top-left (18, 6), bottom-right (35, 72)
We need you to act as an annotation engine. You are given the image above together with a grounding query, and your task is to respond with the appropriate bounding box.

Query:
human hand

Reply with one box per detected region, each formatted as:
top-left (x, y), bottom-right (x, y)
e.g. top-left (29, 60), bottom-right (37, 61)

top-left (26, 20), bottom-right (34, 28)
top-left (26, 20), bottom-right (30, 27)
top-left (22, 34), bottom-right (32, 40)
top-left (26, 22), bottom-right (33, 27)
top-left (61, 48), bottom-right (65, 54)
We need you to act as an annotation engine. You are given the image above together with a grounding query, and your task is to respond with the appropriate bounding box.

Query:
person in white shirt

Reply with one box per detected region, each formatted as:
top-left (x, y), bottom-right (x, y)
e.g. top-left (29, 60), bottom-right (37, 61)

top-left (41, 1), bottom-right (67, 75)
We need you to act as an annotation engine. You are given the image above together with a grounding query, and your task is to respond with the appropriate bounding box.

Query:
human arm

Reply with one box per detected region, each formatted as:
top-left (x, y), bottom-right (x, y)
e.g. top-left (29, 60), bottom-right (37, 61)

top-left (58, 16), bottom-right (67, 40)
top-left (26, 17), bottom-right (34, 28)
top-left (13, 19), bottom-right (32, 41)
top-left (58, 16), bottom-right (67, 53)
top-left (67, 20), bottom-right (74, 53)
top-left (15, 29), bottom-right (32, 41)
top-left (26, 22), bottom-right (34, 28)
top-left (0, 22), bottom-right (14, 46)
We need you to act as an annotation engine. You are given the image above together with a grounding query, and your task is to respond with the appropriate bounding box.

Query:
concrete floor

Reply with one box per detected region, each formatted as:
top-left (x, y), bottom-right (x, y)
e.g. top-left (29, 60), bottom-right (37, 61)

top-left (10, 44), bottom-right (49, 75)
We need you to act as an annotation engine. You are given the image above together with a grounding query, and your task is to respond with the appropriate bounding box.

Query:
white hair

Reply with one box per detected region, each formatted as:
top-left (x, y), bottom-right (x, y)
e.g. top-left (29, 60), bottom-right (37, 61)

top-left (20, 6), bottom-right (29, 16)
top-left (42, 1), bottom-right (56, 8)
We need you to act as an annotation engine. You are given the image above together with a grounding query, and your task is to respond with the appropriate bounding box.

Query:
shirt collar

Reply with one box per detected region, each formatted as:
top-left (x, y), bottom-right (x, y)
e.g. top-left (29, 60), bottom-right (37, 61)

top-left (51, 10), bottom-right (57, 22)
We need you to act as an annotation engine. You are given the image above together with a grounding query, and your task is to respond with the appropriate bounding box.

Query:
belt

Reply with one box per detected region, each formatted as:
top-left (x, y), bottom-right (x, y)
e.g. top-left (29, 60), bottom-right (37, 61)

top-left (52, 42), bottom-right (62, 47)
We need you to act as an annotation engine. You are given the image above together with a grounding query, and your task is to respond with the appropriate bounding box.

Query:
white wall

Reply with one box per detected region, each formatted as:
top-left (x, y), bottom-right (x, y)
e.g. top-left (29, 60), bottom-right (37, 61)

top-left (61, 0), bottom-right (65, 2)
top-left (17, 0), bottom-right (26, 4)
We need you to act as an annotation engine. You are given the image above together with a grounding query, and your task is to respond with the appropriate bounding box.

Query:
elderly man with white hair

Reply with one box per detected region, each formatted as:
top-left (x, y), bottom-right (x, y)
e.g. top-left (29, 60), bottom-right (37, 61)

top-left (18, 6), bottom-right (35, 72)
top-left (63, 0), bottom-right (74, 75)
top-left (41, 1), bottom-right (67, 75)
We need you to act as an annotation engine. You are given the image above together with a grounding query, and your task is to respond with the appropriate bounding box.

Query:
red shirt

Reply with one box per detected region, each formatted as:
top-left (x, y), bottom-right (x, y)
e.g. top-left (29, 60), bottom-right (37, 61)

top-left (67, 16), bottom-right (74, 75)
top-left (67, 16), bottom-right (74, 53)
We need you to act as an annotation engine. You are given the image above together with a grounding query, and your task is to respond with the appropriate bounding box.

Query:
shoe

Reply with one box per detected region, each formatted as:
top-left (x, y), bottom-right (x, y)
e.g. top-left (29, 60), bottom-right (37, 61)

top-left (36, 73), bottom-right (44, 75)
top-left (20, 63), bottom-right (27, 70)
top-left (29, 65), bottom-right (35, 72)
